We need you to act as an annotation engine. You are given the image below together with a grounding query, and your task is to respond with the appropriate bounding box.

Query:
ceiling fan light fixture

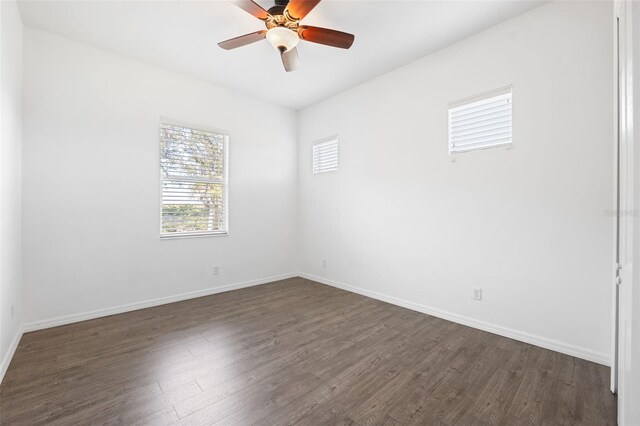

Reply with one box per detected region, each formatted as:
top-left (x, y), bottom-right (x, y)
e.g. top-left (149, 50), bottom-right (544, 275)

top-left (266, 26), bottom-right (299, 52)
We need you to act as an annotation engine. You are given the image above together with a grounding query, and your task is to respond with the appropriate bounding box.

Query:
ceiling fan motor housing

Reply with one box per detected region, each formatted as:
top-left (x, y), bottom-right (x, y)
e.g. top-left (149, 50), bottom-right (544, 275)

top-left (268, 0), bottom-right (290, 17)
top-left (267, 6), bottom-right (286, 18)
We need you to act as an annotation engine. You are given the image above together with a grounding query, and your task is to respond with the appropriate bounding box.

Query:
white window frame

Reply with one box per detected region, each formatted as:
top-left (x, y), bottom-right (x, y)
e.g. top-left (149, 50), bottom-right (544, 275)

top-left (159, 118), bottom-right (229, 239)
top-left (313, 135), bottom-right (339, 174)
top-left (448, 86), bottom-right (513, 154)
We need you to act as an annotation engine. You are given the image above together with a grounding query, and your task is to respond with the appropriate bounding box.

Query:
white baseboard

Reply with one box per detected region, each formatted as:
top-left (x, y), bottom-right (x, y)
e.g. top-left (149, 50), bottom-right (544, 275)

top-left (22, 273), bottom-right (298, 333)
top-left (0, 325), bottom-right (25, 384)
top-left (300, 273), bottom-right (611, 366)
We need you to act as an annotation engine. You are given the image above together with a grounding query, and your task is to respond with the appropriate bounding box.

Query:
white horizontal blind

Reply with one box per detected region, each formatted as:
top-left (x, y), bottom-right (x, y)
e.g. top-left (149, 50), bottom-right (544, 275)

top-left (448, 87), bottom-right (512, 154)
top-left (160, 122), bottom-right (228, 237)
top-left (313, 137), bottom-right (338, 174)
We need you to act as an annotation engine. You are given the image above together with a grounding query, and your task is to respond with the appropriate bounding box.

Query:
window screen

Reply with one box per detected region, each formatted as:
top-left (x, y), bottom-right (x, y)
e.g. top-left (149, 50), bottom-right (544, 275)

top-left (160, 122), bottom-right (228, 237)
top-left (313, 137), bottom-right (339, 174)
top-left (448, 87), bottom-right (512, 154)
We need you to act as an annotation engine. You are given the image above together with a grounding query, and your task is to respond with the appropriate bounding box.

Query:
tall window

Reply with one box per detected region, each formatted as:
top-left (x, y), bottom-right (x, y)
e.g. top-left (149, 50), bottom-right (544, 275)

top-left (448, 86), bottom-right (512, 154)
top-left (160, 121), bottom-right (228, 237)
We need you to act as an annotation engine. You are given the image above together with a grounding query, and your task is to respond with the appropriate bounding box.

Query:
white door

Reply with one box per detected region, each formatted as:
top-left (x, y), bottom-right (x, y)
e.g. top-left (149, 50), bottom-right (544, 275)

top-left (615, 1), bottom-right (638, 424)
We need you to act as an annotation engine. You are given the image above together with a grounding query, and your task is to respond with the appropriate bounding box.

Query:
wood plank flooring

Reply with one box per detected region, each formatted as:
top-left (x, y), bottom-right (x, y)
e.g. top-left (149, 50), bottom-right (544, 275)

top-left (0, 278), bottom-right (616, 425)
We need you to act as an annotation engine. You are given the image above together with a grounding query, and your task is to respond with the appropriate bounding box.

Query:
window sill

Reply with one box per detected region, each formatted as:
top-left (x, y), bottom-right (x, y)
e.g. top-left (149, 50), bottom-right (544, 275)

top-left (160, 231), bottom-right (229, 240)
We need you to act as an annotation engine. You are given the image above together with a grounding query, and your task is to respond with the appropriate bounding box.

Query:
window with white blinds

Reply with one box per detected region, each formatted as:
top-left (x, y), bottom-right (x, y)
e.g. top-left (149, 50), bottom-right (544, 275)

top-left (448, 87), bottom-right (512, 154)
top-left (313, 137), bottom-right (339, 174)
top-left (160, 121), bottom-right (228, 238)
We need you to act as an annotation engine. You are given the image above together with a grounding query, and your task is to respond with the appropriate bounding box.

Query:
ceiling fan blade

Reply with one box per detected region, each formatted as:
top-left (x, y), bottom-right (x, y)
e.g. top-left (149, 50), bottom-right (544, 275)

top-left (218, 30), bottom-right (267, 50)
top-left (229, 0), bottom-right (271, 20)
top-left (298, 26), bottom-right (354, 49)
top-left (281, 47), bottom-right (300, 72)
top-left (284, 0), bottom-right (321, 21)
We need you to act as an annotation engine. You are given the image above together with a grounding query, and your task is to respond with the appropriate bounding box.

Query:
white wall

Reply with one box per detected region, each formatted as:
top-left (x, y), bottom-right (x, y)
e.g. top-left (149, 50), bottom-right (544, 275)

top-left (0, 0), bottom-right (23, 377)
top-left (21, 28), bottom-right (298, 326)
top-left (298, 1), bottom-right (614, 364)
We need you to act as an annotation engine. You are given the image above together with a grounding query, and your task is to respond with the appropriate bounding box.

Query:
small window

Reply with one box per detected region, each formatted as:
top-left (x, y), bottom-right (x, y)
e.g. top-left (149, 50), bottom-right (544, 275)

top-left (448, 86), bottom-right (512, 154)
top-left (313, 136), bottom-right (339, 174)
top-left (160, 121), bottom-right (228, 238)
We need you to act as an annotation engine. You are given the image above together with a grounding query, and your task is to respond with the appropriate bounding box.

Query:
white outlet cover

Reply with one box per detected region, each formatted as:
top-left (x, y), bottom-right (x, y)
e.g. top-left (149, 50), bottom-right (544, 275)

top-left (473, 288), bottom-right (483, 301)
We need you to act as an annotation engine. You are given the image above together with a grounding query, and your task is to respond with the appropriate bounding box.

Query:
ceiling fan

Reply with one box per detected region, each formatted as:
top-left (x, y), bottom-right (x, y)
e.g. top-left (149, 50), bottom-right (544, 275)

top-left (218, 0), bottom-right (355, 72)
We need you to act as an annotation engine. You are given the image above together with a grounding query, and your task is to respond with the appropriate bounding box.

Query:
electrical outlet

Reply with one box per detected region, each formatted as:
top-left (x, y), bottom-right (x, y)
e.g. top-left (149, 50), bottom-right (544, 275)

top-left (213, 266), bottom-right (220, 275)
top-left (473, 288), bottom-right (482, 301)
top-left (11, 304), bottom-right (15, 319)
top-left (322, 260), bottom-right (327, 268)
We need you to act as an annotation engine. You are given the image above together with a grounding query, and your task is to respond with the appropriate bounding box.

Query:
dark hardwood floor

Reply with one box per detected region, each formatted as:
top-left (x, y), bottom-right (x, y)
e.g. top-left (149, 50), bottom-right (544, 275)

top-left (0, 278), bottom-right (616, 425)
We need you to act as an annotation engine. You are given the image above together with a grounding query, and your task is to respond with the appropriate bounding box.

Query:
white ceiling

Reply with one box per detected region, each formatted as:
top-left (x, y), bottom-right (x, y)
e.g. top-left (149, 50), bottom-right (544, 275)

top-left (17, 0), bottom-right (546, 110)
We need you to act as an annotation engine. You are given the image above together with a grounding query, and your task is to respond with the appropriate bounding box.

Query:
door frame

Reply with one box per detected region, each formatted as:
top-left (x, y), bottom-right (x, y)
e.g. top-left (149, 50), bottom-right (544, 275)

top-left (613, 1), bottom-right (639, 424)
top-left (610, 0), bottom-right (620, 394)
